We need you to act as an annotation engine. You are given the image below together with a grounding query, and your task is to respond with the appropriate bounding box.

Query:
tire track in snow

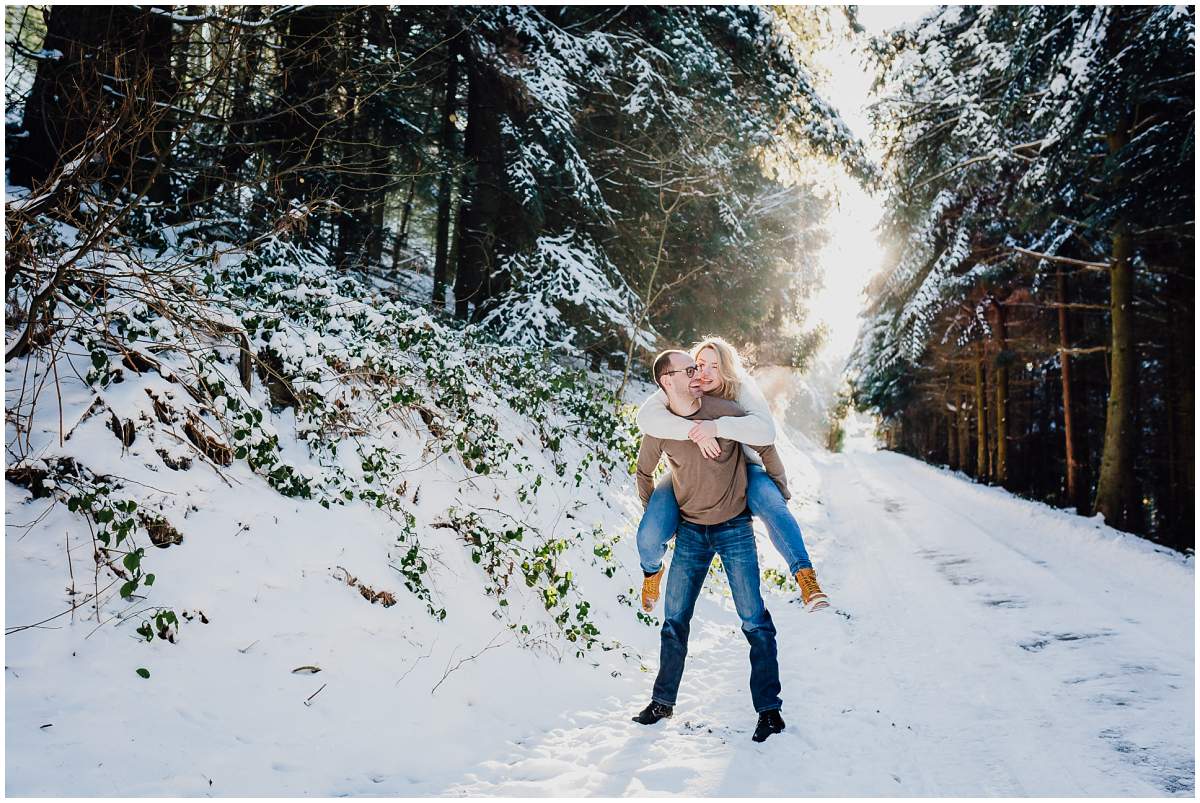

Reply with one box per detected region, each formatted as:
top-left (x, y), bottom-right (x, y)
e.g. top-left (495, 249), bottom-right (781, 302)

top-left (826, 449), bottom-right (1193, 795)
top-left (444, 444), bottom-right (1191, 796)
top-left (824, 451), bottom-right (1093, 795)
top-left (866, 451), bottom-right (1190, 656)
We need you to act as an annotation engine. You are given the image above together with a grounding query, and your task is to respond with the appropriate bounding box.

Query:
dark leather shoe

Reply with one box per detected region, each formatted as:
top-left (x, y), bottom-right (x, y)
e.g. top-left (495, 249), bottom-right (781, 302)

top-left (752, 709), bottom-right (785, 742)
top-left (631, 701), bottom-right (673, 725)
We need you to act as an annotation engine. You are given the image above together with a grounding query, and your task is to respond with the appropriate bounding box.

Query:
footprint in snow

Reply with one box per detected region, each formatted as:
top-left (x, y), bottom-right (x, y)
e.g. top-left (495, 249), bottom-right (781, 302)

top-left (1018, 630), bottom-right (1115, 652)
top-left (1099, 728), bottom-right (1195, 796)
top-left (980, 595), bottom-right (1028, 609)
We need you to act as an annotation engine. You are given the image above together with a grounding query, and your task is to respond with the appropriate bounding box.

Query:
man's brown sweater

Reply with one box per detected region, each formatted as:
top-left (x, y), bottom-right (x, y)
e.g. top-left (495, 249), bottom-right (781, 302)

top-left (636, 395), bottom-right (790, 525)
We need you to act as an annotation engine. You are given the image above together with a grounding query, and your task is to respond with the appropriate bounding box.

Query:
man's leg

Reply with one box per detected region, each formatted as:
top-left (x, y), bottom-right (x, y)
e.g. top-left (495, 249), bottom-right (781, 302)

top-left (636, 474), bottom-right (680, 575)
top-left (745, 464), bottom-right (811, 573)
top-left (650, 523), bottom-right (714, 710)
top-left (713, 513), bottom-right (782, 714)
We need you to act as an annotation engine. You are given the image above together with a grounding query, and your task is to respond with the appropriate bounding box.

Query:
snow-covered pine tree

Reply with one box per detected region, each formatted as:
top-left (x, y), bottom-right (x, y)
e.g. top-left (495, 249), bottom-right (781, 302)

top-left (852, 5), bottom-right (1194, 548)
top-left (1010, 6), bottom-right (1195, 531)
top-left (459, 6), bottom-right (872, 363)
top-left (454, 6), bottom-right (650, 354)
top-left (9, 7), bottom-right (869, 368)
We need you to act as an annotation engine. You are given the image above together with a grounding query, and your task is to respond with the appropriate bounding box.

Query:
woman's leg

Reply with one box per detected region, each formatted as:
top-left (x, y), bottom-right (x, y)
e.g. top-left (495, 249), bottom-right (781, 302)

top-left (636, 474), bottom-right (681, 574)
top-left (745, 464), bottom-right (812, 574)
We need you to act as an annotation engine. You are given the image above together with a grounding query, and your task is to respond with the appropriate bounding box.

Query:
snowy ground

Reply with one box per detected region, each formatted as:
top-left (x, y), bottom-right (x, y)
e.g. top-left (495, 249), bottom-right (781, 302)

top-left (6, 423), bottom-right (1193, 796)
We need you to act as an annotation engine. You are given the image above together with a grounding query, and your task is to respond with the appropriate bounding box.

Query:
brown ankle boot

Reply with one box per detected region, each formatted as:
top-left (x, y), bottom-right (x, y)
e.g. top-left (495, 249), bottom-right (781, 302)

top-left (641, 568), bottom-right (664, 612)
top-left (795, 568), bottom-right (829, 611)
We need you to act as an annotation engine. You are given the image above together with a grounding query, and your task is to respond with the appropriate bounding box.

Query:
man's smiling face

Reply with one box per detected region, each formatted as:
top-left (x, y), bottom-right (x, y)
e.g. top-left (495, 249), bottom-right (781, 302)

top-left (660, 352), bottom-right (702, 401)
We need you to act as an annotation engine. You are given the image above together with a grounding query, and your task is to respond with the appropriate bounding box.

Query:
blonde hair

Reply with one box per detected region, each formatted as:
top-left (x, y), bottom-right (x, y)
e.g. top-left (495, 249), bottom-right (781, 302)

top-left (691, 335), bottom-right (744, 401)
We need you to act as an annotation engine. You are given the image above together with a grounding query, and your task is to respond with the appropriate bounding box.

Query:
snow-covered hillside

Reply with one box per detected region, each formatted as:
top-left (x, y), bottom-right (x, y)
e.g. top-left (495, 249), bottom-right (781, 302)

top-left (4, 227), bottom-right (653, 794)
top-left (6, 405), bottom-right (1192, 795)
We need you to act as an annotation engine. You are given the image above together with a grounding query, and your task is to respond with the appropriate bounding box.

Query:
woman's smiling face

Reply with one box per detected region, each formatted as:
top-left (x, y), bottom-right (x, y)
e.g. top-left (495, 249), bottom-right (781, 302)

top-left (695, 347), bottom-right (723, 395)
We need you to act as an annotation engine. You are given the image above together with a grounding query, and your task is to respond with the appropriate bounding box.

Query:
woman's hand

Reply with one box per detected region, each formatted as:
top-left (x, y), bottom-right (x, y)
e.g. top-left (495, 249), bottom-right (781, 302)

top-left (688, 420), bottom-right (717, 442)
top-left (689, 420), bottom-right (720, 458)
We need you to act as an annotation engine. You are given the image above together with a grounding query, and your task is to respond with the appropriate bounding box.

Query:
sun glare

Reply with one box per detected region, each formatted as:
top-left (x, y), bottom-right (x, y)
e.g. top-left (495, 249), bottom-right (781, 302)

top-left (805, 6), bottom-right (931, 369)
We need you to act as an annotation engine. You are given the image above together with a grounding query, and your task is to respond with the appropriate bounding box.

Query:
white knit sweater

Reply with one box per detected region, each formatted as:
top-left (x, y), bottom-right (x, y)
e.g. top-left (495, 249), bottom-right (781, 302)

top-left (635, 374), bottom-right (777, 466)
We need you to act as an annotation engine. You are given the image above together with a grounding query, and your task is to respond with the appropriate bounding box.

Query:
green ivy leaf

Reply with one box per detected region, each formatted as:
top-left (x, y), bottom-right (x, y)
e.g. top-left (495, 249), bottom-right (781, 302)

top-left (122, 552), bottom-right (141, 573)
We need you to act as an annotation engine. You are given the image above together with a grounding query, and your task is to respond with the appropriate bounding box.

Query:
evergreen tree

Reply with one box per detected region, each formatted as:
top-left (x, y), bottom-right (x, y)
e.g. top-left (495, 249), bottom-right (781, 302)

top-left (6, 5), bottom-right (869, 378)
top-left (852, 5), bottom-right (1194, 548)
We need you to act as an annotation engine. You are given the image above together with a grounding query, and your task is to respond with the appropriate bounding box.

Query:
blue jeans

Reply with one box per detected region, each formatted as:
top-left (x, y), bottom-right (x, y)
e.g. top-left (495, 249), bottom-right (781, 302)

top-left (637, 463), bottom-right (812, 575)
top-left (651, 511), bottom-right (782, 713)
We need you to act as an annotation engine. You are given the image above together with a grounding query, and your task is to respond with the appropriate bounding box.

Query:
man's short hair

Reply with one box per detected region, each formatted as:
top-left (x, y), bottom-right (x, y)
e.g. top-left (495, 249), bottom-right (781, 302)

top-left (652, 349), bottom-right (691, 391)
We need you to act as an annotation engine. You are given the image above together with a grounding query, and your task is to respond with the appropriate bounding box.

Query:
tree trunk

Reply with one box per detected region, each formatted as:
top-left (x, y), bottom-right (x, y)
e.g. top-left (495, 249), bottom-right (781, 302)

top-left (398, 160), bottom-right (420, 251)
top-left (1056, 267), bottom-right (1081, 511)
top-left (975, 348), bottom-right (988, 480)
top-left (827, 419), bottom-right (841, 452)
top-left (368, 170), bottom-right (386, 267)
top-left (363, 7), bottom-right (391, 268)
top-left (275, 7), bottom-right (337, 240)
top-left (446, 181), bottom-right (464, 306)
top-left (398, 100), bottom-right (438, 255)
top-left (433, 25), bottom-right (462, 310)
top-left (335, 11), bottom-right (376, 271)
top-left (957, 391), bottom-right (971, 472)
top-left (454, 38), bottom-right (504, 321)
top-left (1163, 251), bottom-right (1193, 550)
top-left (994, 300), bottom-right (1009, 485)
top-left (947, 404), bottom-right (958, 470)
top-left (1076, 344), bottom-right (1098, 512)
top-left (10, 6), bottom-right (177, 205)
top-left (336, 78), bottom-right (365, 270)
top-left (1094, 127), bottom-right (1138, 532)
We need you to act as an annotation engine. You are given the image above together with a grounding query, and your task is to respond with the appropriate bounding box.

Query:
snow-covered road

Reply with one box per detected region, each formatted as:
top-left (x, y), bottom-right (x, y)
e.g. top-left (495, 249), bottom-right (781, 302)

top-left (6, 435), bottom-right (1192, 796)
top-left (448, 442), bottom-right (1194, 796)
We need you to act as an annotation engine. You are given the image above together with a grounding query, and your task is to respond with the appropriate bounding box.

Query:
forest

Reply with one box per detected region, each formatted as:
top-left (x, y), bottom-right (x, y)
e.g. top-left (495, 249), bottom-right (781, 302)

top-left (4, 3), bottom-right (866, 651)
top-left (848, 5), bottom-right (1194, 552)
top-left (4, 5), bottom-right (1194, 582)
top-left (5, 6), bottom-right (1195, 796)
top-left (6, 5), bottom-right (862, 369)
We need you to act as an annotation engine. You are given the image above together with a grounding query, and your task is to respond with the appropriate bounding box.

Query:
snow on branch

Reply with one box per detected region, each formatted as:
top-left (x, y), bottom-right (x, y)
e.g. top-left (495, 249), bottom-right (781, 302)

top-left (478, 231), bottom-right (655, 354)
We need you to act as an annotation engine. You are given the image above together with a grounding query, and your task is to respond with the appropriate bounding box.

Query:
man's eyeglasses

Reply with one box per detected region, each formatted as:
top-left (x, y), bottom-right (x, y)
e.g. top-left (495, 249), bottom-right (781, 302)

top-left (662, 365), bottom-right (699, 379)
